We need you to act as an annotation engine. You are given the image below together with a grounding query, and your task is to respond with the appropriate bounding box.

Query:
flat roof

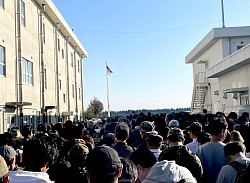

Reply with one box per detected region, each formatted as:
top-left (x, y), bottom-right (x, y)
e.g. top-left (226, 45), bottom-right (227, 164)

top-left (206, 44), bottom-right (250, 78)
top-left (35, 0), bottom-right (88, 58)
top-left (185, 26), bottom-right (250, 64)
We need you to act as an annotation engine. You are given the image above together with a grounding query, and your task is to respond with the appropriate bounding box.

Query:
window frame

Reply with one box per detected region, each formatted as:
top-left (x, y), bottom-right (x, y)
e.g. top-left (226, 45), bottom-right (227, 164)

top-left (57, 38), bottom-right (60, 51)
top-left (71, 53), bottom-right (73, 67)
top-left (20, 0), bottom-right (25, 26)
top-left (240, 92), bottom-right (249, 106)
top-left (21, 58), bottom-right (33, 85)
top-left (43, 23), bottom-right (46, 44)
top-left (0, 45), bottom-right (6, 76)
top-left (0, 0), bottom-right (4, 9)
top-left (78, 87), bottom-right (81, 100)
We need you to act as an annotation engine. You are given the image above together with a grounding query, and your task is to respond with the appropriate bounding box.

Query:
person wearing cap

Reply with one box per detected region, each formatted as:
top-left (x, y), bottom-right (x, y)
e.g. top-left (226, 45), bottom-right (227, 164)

top-left (135, 121), bottom-right (158, 151)
top-left (0, 137), bottom-right (17, 171)
top-left (186, 122), bottom-right (202, 154)
top-left (0, 155), bottom-right (9, 183)
top-left (85, 145), bottom-right (123, 183)
top-left (64, 144), bottom-right (89, 183)
top-left (158, 127), bottom-right (203, 183)
top-left (168, 119), bottom-right (179, 128)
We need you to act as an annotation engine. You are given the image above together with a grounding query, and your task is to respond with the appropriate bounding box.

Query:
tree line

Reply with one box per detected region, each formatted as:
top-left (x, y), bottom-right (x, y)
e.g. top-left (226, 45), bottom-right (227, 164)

top-left (84, 97), bottom-right (190, 119)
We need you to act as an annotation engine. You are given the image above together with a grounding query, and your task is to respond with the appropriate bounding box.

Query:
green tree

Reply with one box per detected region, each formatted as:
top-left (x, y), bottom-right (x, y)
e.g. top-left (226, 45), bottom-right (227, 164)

top-left (85, 97), bottom-right (104, 119)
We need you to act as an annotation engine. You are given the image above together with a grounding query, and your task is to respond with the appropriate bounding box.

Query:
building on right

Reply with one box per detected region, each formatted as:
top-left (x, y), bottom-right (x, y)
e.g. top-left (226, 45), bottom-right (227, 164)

top-left (186, 26), bottom-right (250, 115)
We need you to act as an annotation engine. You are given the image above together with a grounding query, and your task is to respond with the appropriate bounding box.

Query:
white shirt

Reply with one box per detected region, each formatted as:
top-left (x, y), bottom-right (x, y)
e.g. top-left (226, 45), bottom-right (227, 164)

top-left (10, 170), bottom-right (54, 183)
top-left (150, 149), bottom-right (162, 159)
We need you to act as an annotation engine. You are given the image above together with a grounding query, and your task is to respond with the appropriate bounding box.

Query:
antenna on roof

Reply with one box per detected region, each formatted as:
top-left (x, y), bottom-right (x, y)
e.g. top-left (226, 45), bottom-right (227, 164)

top-left (221, 0), bottom-right (225, 27)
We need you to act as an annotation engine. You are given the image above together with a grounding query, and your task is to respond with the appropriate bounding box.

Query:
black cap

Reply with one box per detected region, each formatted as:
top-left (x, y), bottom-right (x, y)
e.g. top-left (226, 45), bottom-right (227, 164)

top-left (86, 145), bottom-right (122, 175)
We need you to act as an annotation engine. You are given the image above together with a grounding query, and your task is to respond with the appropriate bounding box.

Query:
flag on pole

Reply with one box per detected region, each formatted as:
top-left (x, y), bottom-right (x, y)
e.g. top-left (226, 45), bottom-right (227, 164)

top-left (106, 65), bottom-right (113, 75)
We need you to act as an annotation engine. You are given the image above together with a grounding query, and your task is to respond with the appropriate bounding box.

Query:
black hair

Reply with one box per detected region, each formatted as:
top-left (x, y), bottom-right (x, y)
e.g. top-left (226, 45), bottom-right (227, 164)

top-left (147, 134), bottom-right (163, 148)
top-left (129, 147), bottom-right (157, 168)
top-left (224, 142), bottom-right (246, 157)
top-left (197, 131), bottom-right (211, 145)
top-left (208, 119), bottom-right (228, 135)
top-left (167, 128), bottom-right (185, 142)
top-left (23, 134), bottom-right (59, 171)
top-left (119, 158), bottom-right (138, 183)
top-left (115, 123), bottom-right (130, 141)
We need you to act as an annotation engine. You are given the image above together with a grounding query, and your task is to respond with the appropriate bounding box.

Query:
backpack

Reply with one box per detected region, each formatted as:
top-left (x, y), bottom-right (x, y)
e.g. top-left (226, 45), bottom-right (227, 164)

top-left (229, 161), bottom-right (249, 183)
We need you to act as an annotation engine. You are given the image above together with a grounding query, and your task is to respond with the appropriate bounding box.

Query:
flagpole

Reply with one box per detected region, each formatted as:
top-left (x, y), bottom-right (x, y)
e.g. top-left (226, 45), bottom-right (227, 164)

top-left (221, 0), bottom-right (225, 27)
top-left (106, 63), bottom-right (111, 120)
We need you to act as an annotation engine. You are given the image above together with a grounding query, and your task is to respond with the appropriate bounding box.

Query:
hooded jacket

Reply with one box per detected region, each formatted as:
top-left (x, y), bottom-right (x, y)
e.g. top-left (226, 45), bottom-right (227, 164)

top-left (142, 160), bottom-right (197, 183)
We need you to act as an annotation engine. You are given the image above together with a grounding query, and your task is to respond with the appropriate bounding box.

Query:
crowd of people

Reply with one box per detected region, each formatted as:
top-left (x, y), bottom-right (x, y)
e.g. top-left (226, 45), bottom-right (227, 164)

top-left (1, 110), bottom-right (250, 183)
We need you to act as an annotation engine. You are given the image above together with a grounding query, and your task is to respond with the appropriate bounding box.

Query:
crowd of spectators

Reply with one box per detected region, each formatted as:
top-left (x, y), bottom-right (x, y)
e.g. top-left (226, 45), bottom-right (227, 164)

top-left (1, 110), bottom-right (250, 183)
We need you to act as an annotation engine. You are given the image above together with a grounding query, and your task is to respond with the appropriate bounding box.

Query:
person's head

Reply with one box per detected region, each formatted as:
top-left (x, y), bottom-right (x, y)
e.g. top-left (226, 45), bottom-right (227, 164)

top-left (85, 145), bottom-right (123, 183)
top-left (115, 123), bottom-right (130, 141)
top-left (167, 127), bottom-right (185, 146)
top-left (37, 123), bottom-right (46, 134)
top-left (0, 145), bottom-right (17, 170)
top-left (129, 147), bottom-right (157, 182)
top-left (147, 134), bottom-right (163, 149)
top-left (68, 144), bottom-right (89, 168)
top-left (22, 134), bottom-right (59, 172)
top-left (208, 119), bottom-right (228, 141)
top-left (139, 121), bottom-right (157, 140)
top-left (22, 125), bottom-right (32, 139)
top-left (0, 155), bottom-right (9, 183)
top-left (103, 132), bottom-right (115, 147)
top-left (119, 158), bottom-right (138, 183)
top-left (187, 122), bottom-right (202, 138)
top-left (165, 114), bottom-right (175, 125)
top-left (224, 142), bottom-right (246, 162)
top-left (197, 131), bottom-right (211, 146)
top-left (228, 112), bottom-right (237, 122)
top-left (230, 130), bottom-right (244, 144)
top-left (168, 120), bottom-right (179, 128)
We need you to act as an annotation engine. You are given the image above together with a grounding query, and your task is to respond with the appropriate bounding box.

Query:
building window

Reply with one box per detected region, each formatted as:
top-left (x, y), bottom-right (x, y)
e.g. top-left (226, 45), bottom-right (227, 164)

top-left (0, 46), bottom-right (6, 76)
top-left (57, 39), bottom-right (60, 51)
top-left (62, 49), bottom-right (64, 59)
top-left (78, 88), bottom-right (81, 100)
top-left (59, 79), bottom-right (61, 90)
top-left (240, 92), bottom-right (249, 106)
top-left (72, 84), bottom-right (74, 98)
top-left (63, 93), bottom-right (66, 103)
top-left (78, 60), bottom-right (80, 72)
top-left (0, 0), bottom-right (4, 9)
top-left (43, 23), bottom-right (46, 44)
top-left (71, 53), bottom-right (73, 67)
top-left (21, 58), bottom-right (33, 85)
top-left (20, 0), bottom-right (25, 26)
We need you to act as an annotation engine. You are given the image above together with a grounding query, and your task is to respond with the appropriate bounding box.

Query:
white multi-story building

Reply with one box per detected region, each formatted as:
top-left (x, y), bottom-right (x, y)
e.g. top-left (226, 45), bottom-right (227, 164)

top-left (0, 0), bottom-right (88, 132)
top-left (186, 26), bottom-right (250, 115)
